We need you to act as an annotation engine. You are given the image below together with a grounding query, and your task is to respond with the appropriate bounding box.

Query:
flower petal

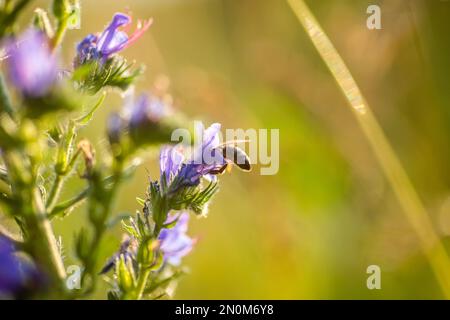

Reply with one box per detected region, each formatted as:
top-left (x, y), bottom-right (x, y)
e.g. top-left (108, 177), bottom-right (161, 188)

top-left (160, 146), bottom-right (184, 182)
top-left (97, 13), bottom-right (131, 56)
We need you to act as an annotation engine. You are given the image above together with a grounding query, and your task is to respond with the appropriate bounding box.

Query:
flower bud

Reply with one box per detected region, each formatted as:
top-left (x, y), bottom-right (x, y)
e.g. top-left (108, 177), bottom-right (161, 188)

top-left (116, 255), bottom-right (136, 292)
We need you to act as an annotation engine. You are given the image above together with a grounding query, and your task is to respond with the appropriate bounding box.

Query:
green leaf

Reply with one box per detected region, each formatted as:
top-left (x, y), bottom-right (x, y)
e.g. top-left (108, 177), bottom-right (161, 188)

top-left (121, 220), bottom-right (139, 239)
top-left (74, 92), bottom-right (106, 126)
top-left (170, 182), bottom-right (218, 215)
top-left (116, 255), bottom-right (136, 292)
top-left (136, 214), bottom-right (146, 237)
top-left (106, 213), bottom-right (133, 229)
top-left (144, 270), bottom-right (184, 296)
top-left (73, 57), bottom-right (144, 94)
top-left (136, 197), bottom-right (146, 207)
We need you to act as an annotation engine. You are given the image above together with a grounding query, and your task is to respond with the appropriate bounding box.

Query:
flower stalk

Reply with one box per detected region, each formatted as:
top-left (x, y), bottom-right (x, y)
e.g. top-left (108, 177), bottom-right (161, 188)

top-left (0, 5), bottom-right (249, 300)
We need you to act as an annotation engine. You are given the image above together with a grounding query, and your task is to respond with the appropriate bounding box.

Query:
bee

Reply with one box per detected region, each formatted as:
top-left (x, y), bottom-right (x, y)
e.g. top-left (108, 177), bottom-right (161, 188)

top-left (209, 140), bottom-right (252, 175)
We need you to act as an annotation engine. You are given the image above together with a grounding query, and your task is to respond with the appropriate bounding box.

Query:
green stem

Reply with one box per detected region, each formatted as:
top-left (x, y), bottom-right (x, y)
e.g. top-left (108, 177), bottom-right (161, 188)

top-left (287, 0), bottom-right (450, 299)
top-left (46, 175), bottom-right (64, 211)
top-left (28, 188), bottom-right (67, 294)
top-left (49, 171), bottom-right (128, 219)
top-left (51, 15), bottom-right (69, 51)
top-left (132, 268), bottom-right (151, 300)
top-left (47, 145), bottom-right (81, 212)
top-left (1, 149), bottom-right (66, 296)
top-left (80, 160), bottom-right (124, 294)
top-left (49, 187), bottom-right (88, 218)
top-left (130, 196), bottom-right (168, 300)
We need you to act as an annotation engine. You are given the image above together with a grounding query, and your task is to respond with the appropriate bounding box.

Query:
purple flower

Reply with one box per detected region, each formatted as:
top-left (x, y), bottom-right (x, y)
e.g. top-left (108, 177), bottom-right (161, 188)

top-left (75, 13), bottom-right (152, 65)
top-left (163, 123), bottom-right (226, 190)
top-left (129, 94), bottom-right (167, 128)
top-left (107, 112), bottom-right (124, 144)
top-left (0, 237), bottom-right (23, 295)
top-left (75, 33), bottom-right (100, 65)
top-left (5, 29), bottom-right (58, 97)
top-left (155, 123), bottom-right (226, 194)
top-left (193, 122), bottom-right (222, 164)
top-left (189, 122), bottom-right (226, 182)
top-left (160, 146), bottom-right (184, 184)
top-left (0, 236), bottom-right (42, 297)
top-left (158, 212), bottom-right (195, 266)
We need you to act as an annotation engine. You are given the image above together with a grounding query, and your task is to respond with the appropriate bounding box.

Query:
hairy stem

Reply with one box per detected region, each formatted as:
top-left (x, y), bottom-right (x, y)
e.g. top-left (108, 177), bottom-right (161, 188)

top-left (287, 0), bottom-right (450, 298)
top-left (47, 131), bottom-right (81, 212)
top-left (51, 14), bottom-right (69, 51)
top-left (29, 188), bottom-right (67, 283)
top-left (131, 268), bottom-right (151, 300)
top-left (49, 168), bottom-right (134, 219)
top-left (1, 149), bottom-right (66, 296)
top-left (46, 175), bottom-right (64, 211)
top-left (49, 187), bottom-right (88, 218)
top-left (80, 160), bottom-right (124, 295)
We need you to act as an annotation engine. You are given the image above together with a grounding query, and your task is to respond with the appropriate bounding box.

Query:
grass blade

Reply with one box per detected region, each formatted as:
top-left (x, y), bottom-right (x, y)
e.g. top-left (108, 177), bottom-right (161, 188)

top-left (287, 0), bottom-right (450, 298)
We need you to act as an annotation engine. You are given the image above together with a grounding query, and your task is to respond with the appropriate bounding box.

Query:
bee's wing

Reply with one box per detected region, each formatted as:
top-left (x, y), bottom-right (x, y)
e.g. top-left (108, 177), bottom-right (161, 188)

top-left (222, 146), bottom-right (252, 172)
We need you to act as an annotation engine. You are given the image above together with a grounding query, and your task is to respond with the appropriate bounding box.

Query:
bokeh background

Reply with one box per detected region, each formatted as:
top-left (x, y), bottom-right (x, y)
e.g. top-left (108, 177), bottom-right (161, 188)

top-left (16, 0), bottom-right (450, 299)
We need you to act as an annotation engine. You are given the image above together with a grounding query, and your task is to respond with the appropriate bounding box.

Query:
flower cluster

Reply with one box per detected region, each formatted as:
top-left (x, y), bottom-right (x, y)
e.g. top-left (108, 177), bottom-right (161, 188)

top-left (73, 13), bottom-right (151, 93)
top-left (0, 1), bottom-right (249, 300)
top-left (74, 13), bottom-right (151, 66)
top-left (167, 123), bottom-right (227, 190)
top-left (102, 122), bottom-right (242, 300)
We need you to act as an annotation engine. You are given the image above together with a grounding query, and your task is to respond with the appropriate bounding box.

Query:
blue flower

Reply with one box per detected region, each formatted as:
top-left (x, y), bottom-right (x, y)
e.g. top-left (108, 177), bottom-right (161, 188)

top-left (75, 33), bottom-right (100, 65)
top-left (187, 122), bottom-right (226, 182)
top-left (161, 123), bottom-right (226, 190)
top-left (0, 237), bottom-right (23, 296)
top-left (107, 112), bottom-right (124, 145)
top-left (75, 13), bottom-right (152, 65)
top-left (5, 29), bottom-right (58, 97)
top-left (129, 94), bottom-right (167, 129)
top-left (158, 212), bottom-right (195, 266)
top-left (0, 236), bottom-right (42, 298)
top-left (160, 145), bottom-right (184, 184)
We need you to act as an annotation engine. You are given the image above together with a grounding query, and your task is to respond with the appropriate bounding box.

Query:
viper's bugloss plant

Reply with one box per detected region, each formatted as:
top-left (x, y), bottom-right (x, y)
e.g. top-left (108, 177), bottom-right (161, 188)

top-left (73, 12), bottom-right (151, 94)
top-left (0, 0), bottom-right (249, 300)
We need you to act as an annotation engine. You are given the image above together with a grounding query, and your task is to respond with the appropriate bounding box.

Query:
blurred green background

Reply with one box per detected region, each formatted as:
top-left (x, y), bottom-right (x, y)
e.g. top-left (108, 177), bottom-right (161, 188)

top-left (17, 0), bottom-right (450, 299)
